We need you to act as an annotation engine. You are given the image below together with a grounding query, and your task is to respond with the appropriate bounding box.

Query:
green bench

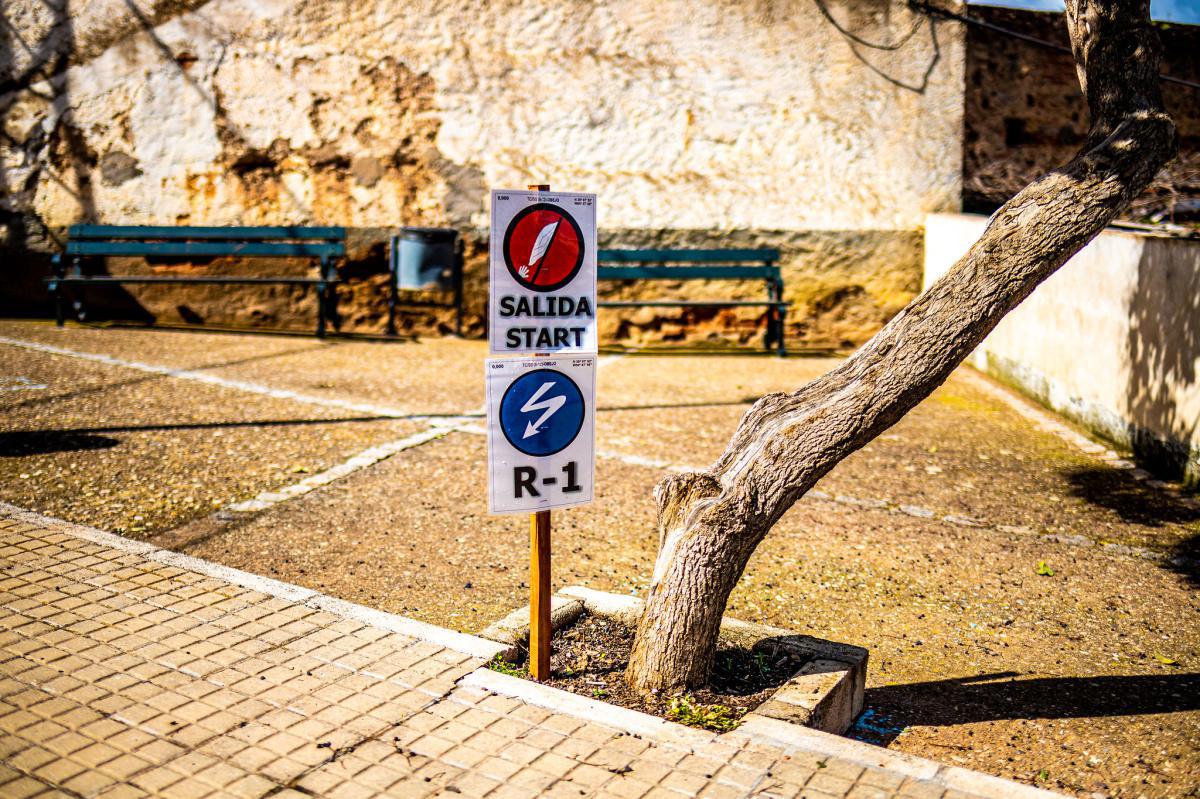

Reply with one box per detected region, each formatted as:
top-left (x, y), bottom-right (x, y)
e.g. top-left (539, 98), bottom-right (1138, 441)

top-left (597, 248), bottom-right (788, 355)
top-left (49, 225), bottom-right (345, 337)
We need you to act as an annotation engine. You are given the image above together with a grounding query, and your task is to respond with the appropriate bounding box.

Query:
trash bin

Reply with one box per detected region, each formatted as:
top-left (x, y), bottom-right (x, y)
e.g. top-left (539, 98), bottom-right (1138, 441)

top-left (387, 227), bottom-right (464, 337)
top-left (395, 227), bottom-right (458, 290)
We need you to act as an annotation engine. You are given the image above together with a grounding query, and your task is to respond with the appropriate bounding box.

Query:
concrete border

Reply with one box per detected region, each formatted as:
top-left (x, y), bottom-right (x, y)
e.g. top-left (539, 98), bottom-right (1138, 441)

top-left (0, 502), bottom-right (506, 661)
top-left (478, 585), bottom-right (868, 736)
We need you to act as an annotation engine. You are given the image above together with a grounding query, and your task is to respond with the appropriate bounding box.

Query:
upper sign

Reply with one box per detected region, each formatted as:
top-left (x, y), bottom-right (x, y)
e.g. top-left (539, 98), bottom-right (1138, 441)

top-left (489, 190), bottom-right (597, 355)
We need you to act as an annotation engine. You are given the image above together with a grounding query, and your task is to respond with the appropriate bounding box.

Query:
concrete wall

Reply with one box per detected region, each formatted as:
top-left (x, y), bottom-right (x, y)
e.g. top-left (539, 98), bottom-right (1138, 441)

top-left (0, 0), bottom-right (965, 344)
top-left (924, 213), bottom-right (1200, 488)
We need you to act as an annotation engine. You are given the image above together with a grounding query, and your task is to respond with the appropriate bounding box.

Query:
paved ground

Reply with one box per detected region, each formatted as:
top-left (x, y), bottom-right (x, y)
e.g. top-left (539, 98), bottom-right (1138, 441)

top-left (0, 504), bottom-right (1052, 799)
top-left (0, 320), bottom-right (1197, 798)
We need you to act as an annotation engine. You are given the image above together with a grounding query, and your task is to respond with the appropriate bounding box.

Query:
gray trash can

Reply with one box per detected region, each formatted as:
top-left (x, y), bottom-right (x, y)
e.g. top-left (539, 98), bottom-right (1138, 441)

top-left (396, 227), bottom-right (458, 290)
top-left (387, 227), bottom-right (464, 337)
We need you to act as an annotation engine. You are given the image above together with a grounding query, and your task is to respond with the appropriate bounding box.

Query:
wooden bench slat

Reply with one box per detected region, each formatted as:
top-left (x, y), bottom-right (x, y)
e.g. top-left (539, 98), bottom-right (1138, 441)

top-left (68, 225), bottom-right (345, 241)
top-left (598, 248), bottom-right (779, 263)
top-left (50, 276), bottom-right (333, 285)
top-left (66, 241), bottom-right (345, 258)
top-left (598, 300), bottom-right (787, 308)
top-left (598, 265), bottom-right (779, 281)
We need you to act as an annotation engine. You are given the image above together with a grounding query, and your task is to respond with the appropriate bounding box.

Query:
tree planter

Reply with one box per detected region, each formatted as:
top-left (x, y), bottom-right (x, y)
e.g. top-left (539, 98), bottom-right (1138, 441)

top-left (479, 585), bottom-right (867, 735)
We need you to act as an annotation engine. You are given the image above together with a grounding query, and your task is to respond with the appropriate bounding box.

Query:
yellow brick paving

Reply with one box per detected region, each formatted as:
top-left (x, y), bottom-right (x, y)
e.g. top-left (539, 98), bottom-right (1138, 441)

top-left (0, 508), bottom-right (1043, 799)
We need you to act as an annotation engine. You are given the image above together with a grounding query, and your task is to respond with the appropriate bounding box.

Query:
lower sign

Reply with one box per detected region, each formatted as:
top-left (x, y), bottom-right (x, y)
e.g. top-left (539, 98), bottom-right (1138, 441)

top-left (486, 356), bottom-right (595, 514)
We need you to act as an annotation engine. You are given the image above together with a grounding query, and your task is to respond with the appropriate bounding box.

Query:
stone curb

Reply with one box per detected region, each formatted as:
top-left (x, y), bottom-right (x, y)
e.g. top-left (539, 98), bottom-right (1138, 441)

top-left (0, 502), bottom-right (506, 661)
top-left (555, 585), bottom-right (868, 734)
top-left (730, 716), bottom-right (1066, 799)
top-left (460, 668), bottom-right (716, 748)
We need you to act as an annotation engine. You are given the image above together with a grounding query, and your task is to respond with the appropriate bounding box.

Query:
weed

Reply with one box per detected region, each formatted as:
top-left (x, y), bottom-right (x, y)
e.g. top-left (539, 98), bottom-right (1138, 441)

top-left (486, 655), bottom-right (527, 678)
top-left (665, 695), bottom-right (740, 732)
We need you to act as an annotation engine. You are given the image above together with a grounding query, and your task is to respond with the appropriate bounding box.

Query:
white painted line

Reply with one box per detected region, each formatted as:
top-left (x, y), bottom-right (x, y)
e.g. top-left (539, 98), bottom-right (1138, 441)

top-left (0, 335), bottom-right (413, 418)
top-left (223, 426), bottom-right (454, 513)
top-left (0, 376), bottom-right (48, 391)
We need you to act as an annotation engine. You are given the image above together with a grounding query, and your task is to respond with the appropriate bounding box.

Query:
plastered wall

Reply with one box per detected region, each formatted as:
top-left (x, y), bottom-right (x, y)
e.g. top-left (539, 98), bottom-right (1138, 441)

top-left (2, 0), bottom-right (965, 343)
top-left (925, 213), bottom-right (1200, 488)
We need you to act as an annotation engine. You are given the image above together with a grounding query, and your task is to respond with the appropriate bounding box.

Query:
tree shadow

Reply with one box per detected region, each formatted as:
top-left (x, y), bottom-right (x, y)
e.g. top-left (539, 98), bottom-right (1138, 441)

top-left (1062, 466), bottom-right (1200, 585)
top-left (852, 671), bottom-right (1200, 745)
top-left (1063, 466), bottom-right (1200, 528)
top-left (25, 415), bottom-right (388, 436)
top-left (0, 431), bottom-right (119, 456)
top-left (1124, 237), bottom-right (1200, 488)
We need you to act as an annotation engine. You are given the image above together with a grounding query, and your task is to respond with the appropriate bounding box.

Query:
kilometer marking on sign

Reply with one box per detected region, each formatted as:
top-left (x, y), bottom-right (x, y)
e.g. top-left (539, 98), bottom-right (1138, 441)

top-left (502, 203), bottom-right (585, 293)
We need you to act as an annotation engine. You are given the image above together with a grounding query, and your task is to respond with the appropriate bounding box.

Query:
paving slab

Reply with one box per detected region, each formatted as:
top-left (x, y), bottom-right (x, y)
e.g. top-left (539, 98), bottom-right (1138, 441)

top-left (0, 503), bottom-right (1060, 799)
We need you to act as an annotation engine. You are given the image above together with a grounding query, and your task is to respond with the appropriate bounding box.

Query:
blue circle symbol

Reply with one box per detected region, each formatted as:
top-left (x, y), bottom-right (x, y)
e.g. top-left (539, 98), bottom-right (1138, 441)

top-left (499, 369), bottom-right (586, 457)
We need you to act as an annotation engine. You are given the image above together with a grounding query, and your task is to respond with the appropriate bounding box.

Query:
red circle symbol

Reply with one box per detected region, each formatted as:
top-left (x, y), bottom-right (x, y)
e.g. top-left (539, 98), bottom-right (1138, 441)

top-left (502, 204), bottom-right (584, 292)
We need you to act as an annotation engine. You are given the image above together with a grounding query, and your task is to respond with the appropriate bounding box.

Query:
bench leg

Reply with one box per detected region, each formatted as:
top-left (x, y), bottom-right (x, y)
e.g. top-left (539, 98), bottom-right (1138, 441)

top-left (316, 281), bottom-right (327, 338)
top-left (69, 257), bottom-right (86, 324)
top-left (51, 255), bottom-right (64, 326)
top-left (776, 304), bottom-right (787, 357)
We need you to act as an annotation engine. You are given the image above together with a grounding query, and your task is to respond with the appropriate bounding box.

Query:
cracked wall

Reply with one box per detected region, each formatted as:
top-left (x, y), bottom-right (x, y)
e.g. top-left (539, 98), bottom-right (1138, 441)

top-left (1, 0), bottom-right (965, 345)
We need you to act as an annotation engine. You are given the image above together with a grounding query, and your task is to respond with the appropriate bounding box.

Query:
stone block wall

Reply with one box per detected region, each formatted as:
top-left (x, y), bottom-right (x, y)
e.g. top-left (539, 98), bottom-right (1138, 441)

top-left (962, 5), bottom-right (1200, 222)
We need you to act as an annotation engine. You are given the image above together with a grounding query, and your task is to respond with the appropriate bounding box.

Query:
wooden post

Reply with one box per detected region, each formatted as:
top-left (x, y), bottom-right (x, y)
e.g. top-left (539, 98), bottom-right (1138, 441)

top-left (529, 509), bottom-right (552, 680)
top-left (527, 183), bottom-right (553, 682)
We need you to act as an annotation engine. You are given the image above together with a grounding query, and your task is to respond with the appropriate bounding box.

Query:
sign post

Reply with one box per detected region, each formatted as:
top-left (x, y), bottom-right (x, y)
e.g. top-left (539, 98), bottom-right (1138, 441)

top-left (529, 182), bottom-right (553, 685)
top-left (486, 184), bottom-right (597, 682)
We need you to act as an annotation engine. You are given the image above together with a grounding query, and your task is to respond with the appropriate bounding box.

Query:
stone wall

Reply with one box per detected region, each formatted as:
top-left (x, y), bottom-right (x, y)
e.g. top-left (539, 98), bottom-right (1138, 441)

top-left (962, 5), bottom-right (1200, 221)
top-left (1, 0), bottom-right (965, 346)
top-left (925, 213), bottom-right (1200, 490)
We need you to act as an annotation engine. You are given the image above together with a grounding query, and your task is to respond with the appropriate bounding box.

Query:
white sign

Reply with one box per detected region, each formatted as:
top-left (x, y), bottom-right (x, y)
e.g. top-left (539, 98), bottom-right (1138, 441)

top-left (486, 356), bottom-right (596, 514)
top-left (489, 190), bottom-right (597, 355)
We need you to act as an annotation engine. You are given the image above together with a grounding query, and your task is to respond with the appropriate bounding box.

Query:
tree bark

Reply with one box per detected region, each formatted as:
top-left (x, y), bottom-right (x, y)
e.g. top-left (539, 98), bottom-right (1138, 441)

top-left (626, 0), bottom-right (1177, 693)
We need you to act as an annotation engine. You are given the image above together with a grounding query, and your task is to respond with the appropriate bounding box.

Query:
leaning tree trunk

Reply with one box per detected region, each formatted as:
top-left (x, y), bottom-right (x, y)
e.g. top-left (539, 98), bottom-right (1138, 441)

top-left (626, 0), bottom-right (1177, 693)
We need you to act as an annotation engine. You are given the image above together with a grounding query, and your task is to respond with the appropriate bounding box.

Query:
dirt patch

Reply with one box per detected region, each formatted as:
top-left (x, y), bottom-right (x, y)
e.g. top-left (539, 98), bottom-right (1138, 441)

top-left (493, 612), bottom-right (808, 732)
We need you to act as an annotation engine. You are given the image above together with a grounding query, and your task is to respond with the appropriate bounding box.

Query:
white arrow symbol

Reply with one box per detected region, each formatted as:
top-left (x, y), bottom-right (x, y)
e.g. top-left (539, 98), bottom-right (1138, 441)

top-left (520, 381), bottom-right (566, 439)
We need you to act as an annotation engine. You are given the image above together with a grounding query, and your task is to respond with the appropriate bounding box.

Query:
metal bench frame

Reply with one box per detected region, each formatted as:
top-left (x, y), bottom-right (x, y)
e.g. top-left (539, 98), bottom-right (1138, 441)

top-left (49, 225), bottom-right (346, 337)
top-left (597, 248), bottom-right (788, 355)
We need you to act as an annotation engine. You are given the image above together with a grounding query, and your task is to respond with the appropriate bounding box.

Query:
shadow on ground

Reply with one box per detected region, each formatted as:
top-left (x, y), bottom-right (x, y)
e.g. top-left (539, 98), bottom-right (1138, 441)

top-left (1065, 466), bottom-right (1200, 528)
top-left (851, 671), bottom-right (1200, 745)
top-left (0, 431), bottom-right (120, 456)
top-left (1064, 465), bottom-right (1200, 585)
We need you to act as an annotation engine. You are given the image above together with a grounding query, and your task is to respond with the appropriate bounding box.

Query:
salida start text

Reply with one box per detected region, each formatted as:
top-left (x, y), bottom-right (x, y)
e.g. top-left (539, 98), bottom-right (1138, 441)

top-left (498, 294), bottom-right (592, 349)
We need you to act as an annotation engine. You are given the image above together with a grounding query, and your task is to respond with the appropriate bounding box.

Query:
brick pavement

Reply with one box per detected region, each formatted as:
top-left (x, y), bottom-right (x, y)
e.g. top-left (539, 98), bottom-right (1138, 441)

top-left (0, 504), bottom-right (1061, 799)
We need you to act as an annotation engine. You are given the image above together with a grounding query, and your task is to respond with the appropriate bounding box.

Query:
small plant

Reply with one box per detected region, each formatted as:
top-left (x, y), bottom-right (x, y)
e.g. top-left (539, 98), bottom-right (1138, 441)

top-left (1035, 561), bottom-right (1055, 576)
top-left (666, 695), bottom-right (740, 732)
top-left (486, 655), bottom-right (527, 678)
